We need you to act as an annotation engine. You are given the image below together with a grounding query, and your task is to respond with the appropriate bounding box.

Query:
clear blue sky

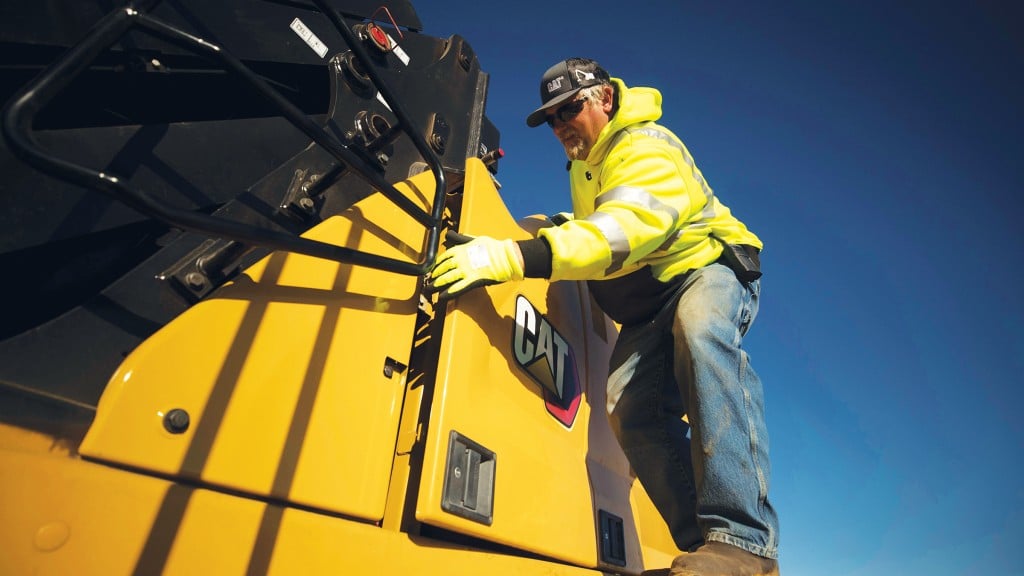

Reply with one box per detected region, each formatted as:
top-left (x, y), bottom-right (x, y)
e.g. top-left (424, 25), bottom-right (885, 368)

top-left (423, 1), bottom-right (1023, 574)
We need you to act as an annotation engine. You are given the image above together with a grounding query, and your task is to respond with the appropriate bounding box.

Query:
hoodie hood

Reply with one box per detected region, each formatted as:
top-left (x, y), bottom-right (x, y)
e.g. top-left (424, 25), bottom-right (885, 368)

top-left (586, 78), bottom-right (663, 164)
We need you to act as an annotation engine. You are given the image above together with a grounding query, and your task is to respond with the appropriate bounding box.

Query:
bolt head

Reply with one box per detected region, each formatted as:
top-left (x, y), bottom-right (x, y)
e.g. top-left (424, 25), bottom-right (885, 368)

top-left (431, 134), bottom-right (447, 153)
top-left (185, 272), bottom-right (206, 290)
top-left (163, 408), bottom-right (190, 434)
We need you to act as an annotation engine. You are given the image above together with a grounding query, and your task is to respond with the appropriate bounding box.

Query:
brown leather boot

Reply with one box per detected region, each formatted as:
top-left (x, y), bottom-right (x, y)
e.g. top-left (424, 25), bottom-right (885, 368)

top-left (667, 541), bottom-right (778, 576)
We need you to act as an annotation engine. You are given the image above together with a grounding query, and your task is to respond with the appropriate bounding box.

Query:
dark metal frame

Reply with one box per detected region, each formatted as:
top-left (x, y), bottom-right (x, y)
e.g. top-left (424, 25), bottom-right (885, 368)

top-left (1, 0), bottom-right (446, 276)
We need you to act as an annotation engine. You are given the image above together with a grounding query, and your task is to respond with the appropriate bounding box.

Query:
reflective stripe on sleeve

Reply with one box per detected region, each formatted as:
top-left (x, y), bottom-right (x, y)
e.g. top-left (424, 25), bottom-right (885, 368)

top-left (584, 211), bottom-right (631, 275)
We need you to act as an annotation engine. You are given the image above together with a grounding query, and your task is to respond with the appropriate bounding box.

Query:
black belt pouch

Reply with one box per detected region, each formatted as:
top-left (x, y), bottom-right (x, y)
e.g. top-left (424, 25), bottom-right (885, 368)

top-left (718, 244), bottom-right (762, 283)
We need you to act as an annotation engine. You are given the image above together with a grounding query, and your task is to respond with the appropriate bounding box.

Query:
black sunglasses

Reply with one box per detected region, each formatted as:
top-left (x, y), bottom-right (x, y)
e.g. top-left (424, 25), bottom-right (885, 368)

top-left (545, 96), bottom-right (587, 127)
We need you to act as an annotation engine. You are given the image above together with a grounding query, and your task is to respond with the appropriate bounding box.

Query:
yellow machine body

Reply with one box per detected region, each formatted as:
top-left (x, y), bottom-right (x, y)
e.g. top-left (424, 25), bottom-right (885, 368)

top-left (0, 160), bottom-right (680, 574)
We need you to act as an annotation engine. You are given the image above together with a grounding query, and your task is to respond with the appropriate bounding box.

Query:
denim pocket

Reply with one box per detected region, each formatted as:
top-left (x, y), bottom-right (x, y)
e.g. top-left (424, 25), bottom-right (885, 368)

top-left (739, 280), bottom-right (760, 336)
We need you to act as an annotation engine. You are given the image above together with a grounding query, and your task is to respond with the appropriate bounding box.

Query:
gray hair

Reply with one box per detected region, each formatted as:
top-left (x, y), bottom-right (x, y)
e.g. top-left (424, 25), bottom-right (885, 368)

top-left (579, 82), bottom-right (617, 117)
top-left (579, 84), bottom-right (608, 103)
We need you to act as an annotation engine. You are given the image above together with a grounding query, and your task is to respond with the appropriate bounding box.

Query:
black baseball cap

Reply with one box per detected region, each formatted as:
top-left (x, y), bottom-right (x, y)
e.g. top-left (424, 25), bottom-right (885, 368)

top-left (526, 58), bottom-right (611, 128)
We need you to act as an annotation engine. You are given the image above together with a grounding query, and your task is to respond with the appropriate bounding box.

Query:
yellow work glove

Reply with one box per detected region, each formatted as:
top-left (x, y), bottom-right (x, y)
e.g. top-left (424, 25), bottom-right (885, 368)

top-left (428, 231), bottom-right (524, 299)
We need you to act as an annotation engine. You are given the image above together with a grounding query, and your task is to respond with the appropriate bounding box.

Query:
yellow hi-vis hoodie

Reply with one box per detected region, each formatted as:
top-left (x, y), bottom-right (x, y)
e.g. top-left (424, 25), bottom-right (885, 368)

top-left (529, 78), bottom-right (762, 325)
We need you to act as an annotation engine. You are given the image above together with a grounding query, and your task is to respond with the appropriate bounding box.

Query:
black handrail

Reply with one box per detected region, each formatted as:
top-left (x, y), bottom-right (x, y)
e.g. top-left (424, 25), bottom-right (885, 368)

top-left (1, 1), bottom-right (446, 276)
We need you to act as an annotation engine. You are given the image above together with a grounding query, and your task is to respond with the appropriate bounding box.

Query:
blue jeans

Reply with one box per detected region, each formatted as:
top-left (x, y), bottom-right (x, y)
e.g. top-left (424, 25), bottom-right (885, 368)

top-left (607, 263), bottom-right (779, 559)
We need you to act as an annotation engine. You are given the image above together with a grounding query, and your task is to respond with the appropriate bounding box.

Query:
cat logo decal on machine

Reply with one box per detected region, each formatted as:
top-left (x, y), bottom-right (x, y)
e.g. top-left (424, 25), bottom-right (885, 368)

top-left (512, 295), bottom-right (581, 427)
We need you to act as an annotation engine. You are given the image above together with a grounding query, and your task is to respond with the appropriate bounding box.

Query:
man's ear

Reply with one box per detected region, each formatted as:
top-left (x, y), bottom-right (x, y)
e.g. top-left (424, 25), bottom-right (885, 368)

top-left (601, 84), bottom-right (615, 113)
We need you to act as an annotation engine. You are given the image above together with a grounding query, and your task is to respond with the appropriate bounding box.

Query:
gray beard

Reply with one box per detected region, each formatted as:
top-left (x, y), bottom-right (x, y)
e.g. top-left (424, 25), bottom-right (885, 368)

top-left (564, 140), bottom-right (588, 161)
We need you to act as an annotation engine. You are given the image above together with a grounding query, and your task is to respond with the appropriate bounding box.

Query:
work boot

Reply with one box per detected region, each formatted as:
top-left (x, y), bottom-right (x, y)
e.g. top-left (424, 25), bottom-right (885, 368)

top-left (667, 541), bottom-right (778, 576)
